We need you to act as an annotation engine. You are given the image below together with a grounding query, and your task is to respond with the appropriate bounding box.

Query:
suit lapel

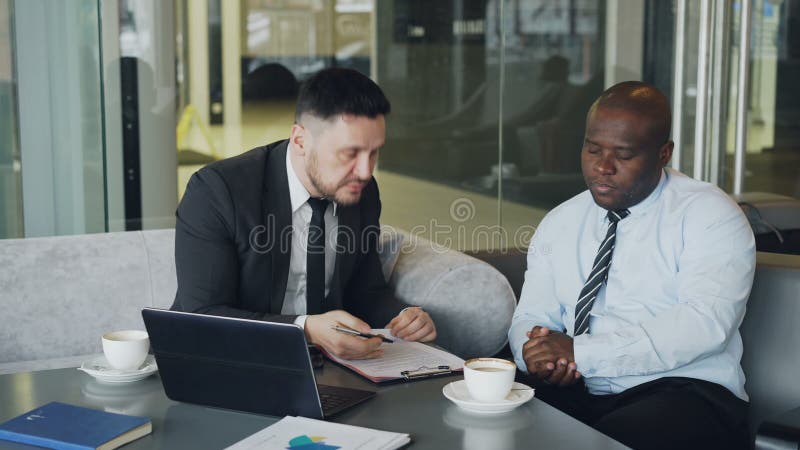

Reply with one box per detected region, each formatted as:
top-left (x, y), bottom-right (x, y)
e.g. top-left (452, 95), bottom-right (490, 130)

top-left (263, 141), bottom-right (292, 314)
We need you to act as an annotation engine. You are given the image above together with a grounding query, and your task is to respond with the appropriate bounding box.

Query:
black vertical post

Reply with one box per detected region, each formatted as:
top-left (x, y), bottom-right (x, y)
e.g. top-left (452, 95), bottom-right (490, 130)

top-left (120, 56), bottom-right (142, 231)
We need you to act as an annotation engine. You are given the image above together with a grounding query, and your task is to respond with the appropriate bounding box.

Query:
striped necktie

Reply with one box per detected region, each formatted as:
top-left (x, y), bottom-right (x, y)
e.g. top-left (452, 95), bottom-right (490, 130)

top-left (574, 209), bottom-right (630, 336)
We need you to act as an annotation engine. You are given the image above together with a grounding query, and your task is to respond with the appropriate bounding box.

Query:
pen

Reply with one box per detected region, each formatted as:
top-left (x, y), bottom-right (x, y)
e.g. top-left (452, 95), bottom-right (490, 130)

top-left (332, 326), bottom-right (393, 343)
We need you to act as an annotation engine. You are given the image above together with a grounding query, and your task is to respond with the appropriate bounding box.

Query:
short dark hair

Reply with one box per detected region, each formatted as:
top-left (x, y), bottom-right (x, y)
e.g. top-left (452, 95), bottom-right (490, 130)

top-left (590, 81), bottom-right (672, 147)
top-left (295, 68), bottom-right (391, 122)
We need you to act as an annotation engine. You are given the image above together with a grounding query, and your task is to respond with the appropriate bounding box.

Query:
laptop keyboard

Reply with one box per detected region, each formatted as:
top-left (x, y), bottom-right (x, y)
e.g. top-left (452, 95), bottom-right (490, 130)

top-left (317, 384), bottom-right (375, 417)
top-left (320, 392), bottom-right (351, 410)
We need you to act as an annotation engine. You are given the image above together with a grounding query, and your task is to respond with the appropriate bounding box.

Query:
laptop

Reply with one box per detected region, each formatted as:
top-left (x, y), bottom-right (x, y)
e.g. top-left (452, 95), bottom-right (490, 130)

top-left (141, 308), bottom-right (375, 419)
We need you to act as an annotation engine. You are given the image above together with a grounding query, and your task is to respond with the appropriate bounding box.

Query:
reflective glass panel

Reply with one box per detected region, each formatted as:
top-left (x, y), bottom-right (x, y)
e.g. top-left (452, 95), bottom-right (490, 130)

top-left (0, 0), bottom-right (22, 238)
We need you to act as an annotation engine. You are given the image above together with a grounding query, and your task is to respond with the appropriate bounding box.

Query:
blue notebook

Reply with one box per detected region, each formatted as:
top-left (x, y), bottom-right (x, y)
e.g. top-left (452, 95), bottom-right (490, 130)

top-left (0, 402), bottom-right (151, 450)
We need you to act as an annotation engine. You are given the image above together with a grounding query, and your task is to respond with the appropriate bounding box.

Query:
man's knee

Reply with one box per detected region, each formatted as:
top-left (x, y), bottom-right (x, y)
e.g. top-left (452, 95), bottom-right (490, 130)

top-left (592, 394), bottom-right (748, 450)
top-left (533, 383), bottom-right (595, 425)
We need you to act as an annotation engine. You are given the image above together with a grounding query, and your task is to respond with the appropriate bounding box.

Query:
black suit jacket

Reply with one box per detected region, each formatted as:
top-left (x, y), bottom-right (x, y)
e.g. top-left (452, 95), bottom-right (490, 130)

top-left (171, 140), bottom-right (405, 327)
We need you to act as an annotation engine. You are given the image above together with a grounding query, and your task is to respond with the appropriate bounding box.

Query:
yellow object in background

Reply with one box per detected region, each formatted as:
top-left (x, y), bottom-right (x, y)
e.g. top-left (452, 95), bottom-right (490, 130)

top-left (176, 104), bottom-right (220, 164)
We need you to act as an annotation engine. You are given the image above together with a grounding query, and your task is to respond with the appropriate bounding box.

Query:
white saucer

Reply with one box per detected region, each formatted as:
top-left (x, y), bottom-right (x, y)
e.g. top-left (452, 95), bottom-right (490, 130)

top-left (78, 355), bottom-right (158, 383)
top-left (442, 380), bottom-right (534, 414)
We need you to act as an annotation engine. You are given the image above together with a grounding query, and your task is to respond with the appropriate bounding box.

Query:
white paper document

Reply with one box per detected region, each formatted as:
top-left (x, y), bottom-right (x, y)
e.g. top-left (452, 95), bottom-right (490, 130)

top-left (325, 329), bottom-right (465, 382)
top-left (225, 416), bottom-right (410, 450)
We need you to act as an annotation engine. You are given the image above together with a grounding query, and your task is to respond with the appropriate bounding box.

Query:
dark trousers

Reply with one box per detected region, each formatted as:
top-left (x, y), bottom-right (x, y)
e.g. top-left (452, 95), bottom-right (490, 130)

top-left (532, 377), bottom-right (750, 450)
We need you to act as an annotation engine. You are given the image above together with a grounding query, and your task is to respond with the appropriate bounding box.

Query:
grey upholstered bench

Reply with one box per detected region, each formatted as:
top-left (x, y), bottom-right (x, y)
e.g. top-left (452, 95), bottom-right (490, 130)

top-left (739, 252), bottom-right (800, 433)
top-left (0, 229), bottom-right (516, 374)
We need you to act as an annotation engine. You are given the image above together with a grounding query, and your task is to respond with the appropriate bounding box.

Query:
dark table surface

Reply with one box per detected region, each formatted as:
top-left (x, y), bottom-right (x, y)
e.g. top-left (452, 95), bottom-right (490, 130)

top-left (0, 360), bottom-right (628, 449)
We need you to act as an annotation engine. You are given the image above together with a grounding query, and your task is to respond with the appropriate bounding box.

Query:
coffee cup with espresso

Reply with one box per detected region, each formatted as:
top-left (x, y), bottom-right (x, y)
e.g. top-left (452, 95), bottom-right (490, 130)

top-left (463, 358), bottom-right (516, 402)
top-left (102, 330), bottom-right (149, 371)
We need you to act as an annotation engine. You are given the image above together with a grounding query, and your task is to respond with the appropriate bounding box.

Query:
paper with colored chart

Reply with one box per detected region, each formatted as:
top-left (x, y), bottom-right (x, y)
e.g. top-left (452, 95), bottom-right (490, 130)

top-left (224, 416), bottom-right (410, 450)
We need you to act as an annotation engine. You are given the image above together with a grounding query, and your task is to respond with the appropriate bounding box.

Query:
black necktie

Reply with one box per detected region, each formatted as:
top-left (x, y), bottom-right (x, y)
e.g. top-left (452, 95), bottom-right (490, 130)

top-left (306, 198), bottom-right (329, 315)
top-left (574, 209), bottom-right (630, 336)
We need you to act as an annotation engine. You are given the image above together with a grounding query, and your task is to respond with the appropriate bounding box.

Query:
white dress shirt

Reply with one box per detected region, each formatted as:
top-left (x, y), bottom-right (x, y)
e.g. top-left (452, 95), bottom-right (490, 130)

top-left (282, 150), bottom-right (338, 327)
top-left (509, 168), bottom-right (755, 400)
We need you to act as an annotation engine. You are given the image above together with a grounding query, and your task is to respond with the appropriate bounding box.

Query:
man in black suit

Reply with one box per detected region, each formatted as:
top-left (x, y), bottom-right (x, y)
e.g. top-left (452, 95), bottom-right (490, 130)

top-left (172, 68), bottom-right (437, 359)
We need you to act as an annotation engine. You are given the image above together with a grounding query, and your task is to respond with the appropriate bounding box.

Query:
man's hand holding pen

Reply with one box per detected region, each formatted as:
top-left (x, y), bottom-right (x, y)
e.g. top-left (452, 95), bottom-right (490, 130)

top-left (305, 307), bottom-right (437, 361)
top-left (305, 310), bottom-right (385, 360)
top-left (332, 325), bottom-right (394, 343)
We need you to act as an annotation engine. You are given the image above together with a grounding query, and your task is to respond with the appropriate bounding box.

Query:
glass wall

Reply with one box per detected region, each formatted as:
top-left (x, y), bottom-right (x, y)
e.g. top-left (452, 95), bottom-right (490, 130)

top-left (0, 0), bottom-right (180, 239)
top-left (0, 0), bottom-right (22, 239)
top-left (663, 0), bottom-right (800, 198)
top-left (9, 0), bottom-right (107, 237)
top-left (175, 0), bottom-right (606, 251)
top-left (3, 0), bottom-right (797, 247)
top-left (378, 0), bottom-right (604, 250)
top-left (380, 0), bottom-right (603, 205)
top-left (739, 0), bottom-right (800, 197)
top-left (105, 0), bottom-right (178, 231)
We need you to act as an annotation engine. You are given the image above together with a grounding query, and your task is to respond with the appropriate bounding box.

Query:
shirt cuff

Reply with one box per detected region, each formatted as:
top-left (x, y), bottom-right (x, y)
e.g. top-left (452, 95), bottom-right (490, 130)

top-left (573, 333), bottom-right (599, 375)
top-left (574, 332), bottom-right (625, 377)
top-left (508, 321), bottom-right (535, 372)
top-left (294, 315), bottom-right (308, 329)
top-left (573, 328), bottom-right (648, 378)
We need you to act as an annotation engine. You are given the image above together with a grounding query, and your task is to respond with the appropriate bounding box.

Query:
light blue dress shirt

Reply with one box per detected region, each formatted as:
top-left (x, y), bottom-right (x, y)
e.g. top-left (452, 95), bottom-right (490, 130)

top-left (509, 168), bottom-right (756, 400)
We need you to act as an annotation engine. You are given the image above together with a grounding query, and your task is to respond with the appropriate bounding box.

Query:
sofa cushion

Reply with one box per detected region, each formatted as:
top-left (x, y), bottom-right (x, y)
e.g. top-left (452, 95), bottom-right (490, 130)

top-left (387, 231), bottom-right (516, 359)
top-left (377, 228), bottom-right (405, 282)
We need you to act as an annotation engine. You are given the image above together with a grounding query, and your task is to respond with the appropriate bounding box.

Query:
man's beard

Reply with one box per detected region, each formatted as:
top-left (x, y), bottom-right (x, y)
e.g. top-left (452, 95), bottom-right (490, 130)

top-left (307, 150), bottom-right (365, 206)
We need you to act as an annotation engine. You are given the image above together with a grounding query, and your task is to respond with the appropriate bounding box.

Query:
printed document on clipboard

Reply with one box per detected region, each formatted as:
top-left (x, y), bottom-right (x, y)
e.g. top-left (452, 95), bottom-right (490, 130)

top-left (323, 329), bottom-right (465, 383)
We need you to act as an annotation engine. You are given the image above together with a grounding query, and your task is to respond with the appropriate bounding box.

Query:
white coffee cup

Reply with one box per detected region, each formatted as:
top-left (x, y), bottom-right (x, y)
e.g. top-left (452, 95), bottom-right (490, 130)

top-left (102, 330), bottom-right (149, 371)
top-left (463, 357), bottom-right (516, 402)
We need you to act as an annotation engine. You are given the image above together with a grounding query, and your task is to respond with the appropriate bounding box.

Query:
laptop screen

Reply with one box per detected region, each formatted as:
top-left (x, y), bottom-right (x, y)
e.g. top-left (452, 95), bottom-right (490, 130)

top-left (142, 308), bottom-right (325, 418)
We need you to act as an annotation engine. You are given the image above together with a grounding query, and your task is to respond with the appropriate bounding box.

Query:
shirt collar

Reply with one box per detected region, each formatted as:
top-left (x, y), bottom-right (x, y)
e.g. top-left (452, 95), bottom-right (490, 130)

top-left (285, 145), bottom-right (338, 215)
top-left (628, 168), bottom-right (667, 216)
top-left (597, 168), bottom-right (667, 222)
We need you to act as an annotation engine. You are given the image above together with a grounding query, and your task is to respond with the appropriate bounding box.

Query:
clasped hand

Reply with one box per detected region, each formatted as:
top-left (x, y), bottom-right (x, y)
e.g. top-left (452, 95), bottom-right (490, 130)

top-left (305, 307), bottom-right (436, 360)
top-left (522, 326), bottom-right (581, 387)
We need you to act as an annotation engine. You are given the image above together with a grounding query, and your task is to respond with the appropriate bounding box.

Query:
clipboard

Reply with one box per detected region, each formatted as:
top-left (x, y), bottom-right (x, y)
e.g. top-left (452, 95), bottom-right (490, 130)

top-left (320, 329), bottom-right (465, 383)
top-left (400, 365), bottom-right (454, 380)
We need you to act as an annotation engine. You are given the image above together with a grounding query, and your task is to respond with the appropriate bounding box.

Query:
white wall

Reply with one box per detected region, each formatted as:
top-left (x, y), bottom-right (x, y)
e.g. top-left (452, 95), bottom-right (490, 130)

top-left (604, 0), bottom-right (645, 87)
